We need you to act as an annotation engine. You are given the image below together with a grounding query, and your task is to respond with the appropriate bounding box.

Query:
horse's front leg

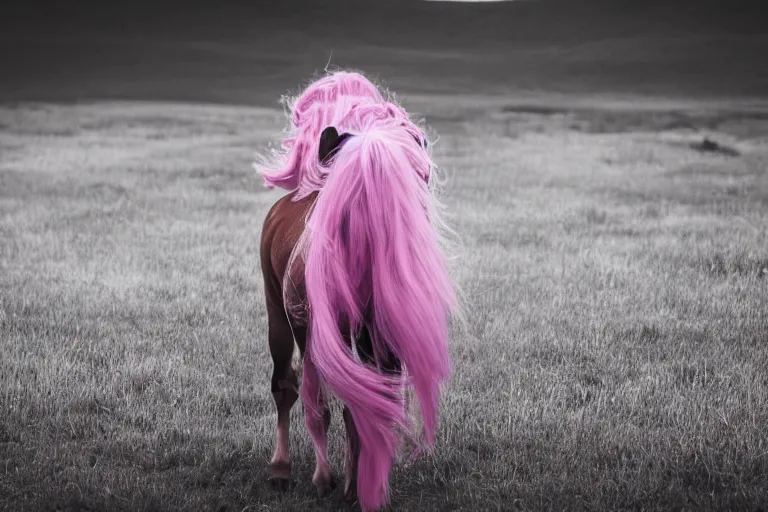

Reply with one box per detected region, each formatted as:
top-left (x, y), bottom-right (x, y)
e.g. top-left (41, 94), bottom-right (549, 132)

top-left (302, 351), bottom-right (337, 497)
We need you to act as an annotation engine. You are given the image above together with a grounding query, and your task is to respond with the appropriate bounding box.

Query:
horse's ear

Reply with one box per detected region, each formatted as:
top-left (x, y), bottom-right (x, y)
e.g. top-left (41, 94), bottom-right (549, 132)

top-left (319, 126), bottom-right (351, 165)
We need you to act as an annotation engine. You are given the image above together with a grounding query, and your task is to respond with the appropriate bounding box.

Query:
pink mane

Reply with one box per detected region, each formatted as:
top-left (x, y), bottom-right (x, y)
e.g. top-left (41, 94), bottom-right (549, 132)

top-left (254, 70), bottom-right (389, 200)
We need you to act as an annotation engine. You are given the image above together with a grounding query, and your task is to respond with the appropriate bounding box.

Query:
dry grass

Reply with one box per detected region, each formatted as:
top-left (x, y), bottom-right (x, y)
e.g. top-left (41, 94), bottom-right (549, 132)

top-left (1, 99), bottom-right (767, 512)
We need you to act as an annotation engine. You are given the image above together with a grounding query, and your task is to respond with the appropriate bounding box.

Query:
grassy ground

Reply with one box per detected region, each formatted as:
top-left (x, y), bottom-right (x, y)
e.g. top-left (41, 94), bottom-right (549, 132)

top-left (1, 96), bottom-right (767, 512)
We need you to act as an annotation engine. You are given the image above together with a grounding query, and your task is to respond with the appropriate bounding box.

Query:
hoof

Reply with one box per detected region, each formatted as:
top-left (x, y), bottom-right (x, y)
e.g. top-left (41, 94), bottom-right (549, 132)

top-left (269, 460), bottom-right (291, 490)
top-left (269, 476), bottom-right (290, 492)
top-left (344, 482), bottom-right (357, 503)
top-left (315, 474), bottom-right (337, 498)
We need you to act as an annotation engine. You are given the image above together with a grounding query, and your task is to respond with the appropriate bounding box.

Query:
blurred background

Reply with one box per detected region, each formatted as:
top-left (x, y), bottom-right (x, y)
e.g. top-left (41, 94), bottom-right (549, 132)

top-left (3, 0), bottom-right (767, 105)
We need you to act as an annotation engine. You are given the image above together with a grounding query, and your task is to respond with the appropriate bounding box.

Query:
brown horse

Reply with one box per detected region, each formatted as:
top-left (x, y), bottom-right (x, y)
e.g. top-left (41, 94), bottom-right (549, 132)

top-left (257, 78), bottom-right (456, 511)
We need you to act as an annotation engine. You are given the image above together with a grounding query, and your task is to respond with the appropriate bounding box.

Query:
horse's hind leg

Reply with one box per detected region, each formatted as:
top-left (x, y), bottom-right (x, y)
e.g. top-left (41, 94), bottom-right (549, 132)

top-left (341, 404), bottom-right (360, 501)
top-left (266, 301), bottom-right (299, 489)
top-left (342, 326), bottom-right (402, 501)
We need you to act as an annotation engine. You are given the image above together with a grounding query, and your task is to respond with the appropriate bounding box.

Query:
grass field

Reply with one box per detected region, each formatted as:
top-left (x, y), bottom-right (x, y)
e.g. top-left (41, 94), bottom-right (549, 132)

top-left (1, 93), bottom-right (767, 511)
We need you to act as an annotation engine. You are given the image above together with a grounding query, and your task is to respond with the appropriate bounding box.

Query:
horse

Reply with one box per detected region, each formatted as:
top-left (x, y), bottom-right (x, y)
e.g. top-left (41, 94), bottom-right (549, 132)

top-left (257, 72), bottom-right (458, 511)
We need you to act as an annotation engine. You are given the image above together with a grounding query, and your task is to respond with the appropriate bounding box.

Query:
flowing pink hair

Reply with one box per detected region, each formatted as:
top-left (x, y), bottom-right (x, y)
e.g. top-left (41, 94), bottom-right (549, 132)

top-left (295, 100), bottom-right (458, 511)
top-left (254, 70), bottom-right (388, 200)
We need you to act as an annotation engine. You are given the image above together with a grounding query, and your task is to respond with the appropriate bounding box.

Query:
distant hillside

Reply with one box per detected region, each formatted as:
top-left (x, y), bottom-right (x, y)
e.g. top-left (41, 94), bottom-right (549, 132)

top-left (2, 0), bottom-right (766, 104)
top-left (6, 0), bottom-right (764, 46)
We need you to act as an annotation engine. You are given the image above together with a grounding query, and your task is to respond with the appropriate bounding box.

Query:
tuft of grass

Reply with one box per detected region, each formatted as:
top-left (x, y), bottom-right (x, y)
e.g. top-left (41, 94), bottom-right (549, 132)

top-left (1, 100), bottom-right (768, 512)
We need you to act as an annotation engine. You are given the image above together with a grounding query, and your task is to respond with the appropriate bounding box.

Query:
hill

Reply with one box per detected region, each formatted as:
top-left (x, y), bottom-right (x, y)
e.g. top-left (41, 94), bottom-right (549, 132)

top-left (1, 0), bottom-right (767, 104)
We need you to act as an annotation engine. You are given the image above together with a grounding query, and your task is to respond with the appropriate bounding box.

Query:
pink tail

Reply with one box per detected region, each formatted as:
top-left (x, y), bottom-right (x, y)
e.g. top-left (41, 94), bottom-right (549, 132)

top-left (300, 119), bottom-right (456, 511)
